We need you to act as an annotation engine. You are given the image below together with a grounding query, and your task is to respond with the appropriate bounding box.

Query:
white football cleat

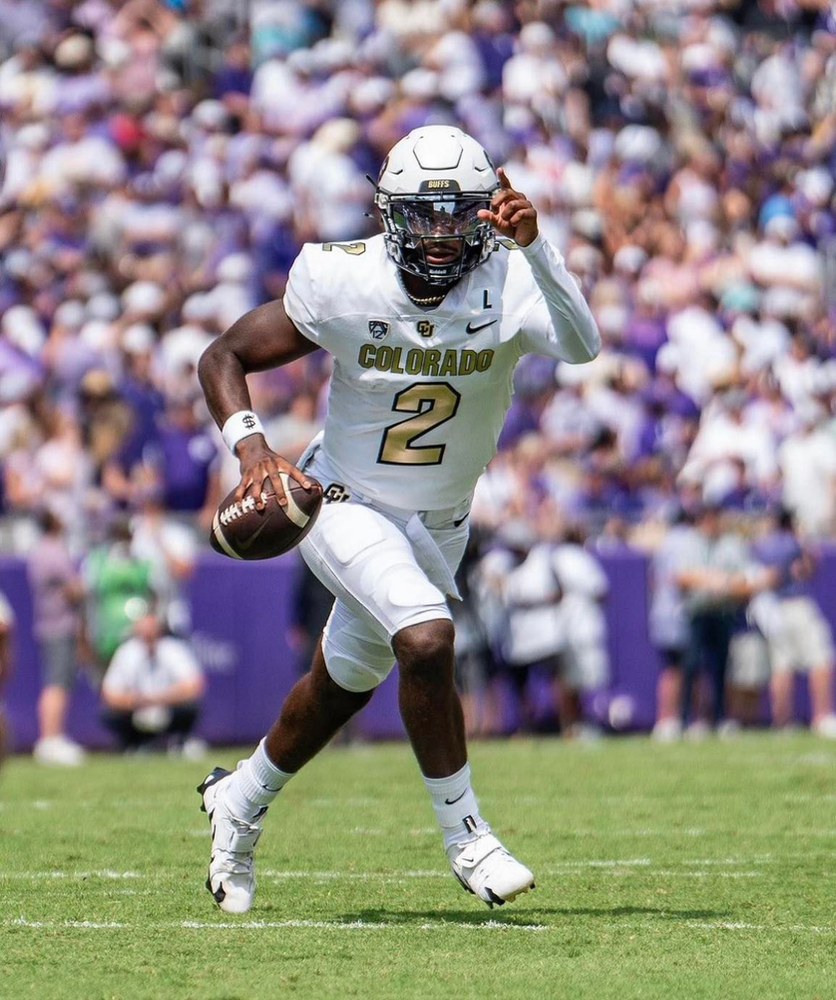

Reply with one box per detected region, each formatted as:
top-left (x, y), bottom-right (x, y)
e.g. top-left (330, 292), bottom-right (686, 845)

top-left (197, 766), bottom-right (266, 914)
top-left (447, 827), bottom-right (535, 908)
top-left (814, 714), bottom-right (836, 739)
top-left (33, 735), bottom-right (86, 767)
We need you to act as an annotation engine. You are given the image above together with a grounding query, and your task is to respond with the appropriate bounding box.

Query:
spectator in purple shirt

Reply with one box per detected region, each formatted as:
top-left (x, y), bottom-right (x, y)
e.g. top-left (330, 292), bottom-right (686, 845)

top-left (145, 395), bottom-right (221, 528)
top-left (117, 342), bottom-right (165, 473)
top-left (213, 37), bottom-right (253, 102)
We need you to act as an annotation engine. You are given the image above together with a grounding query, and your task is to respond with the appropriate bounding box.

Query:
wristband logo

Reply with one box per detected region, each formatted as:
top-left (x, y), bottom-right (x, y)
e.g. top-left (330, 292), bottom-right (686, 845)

top-left (243, 413), bottom-right (256, 429)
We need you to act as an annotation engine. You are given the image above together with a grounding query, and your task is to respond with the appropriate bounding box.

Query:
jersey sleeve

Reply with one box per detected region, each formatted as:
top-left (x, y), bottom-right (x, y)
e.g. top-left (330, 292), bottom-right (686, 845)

top-left (516, 235), bottom-right (601, 363)
top-left (283, 244), bottom-right (323, 345)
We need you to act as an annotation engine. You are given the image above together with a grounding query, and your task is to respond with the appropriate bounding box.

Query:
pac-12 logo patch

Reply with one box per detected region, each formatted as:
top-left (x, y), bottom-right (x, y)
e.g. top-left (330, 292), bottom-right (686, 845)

top-left (368, 320), bottom-right (390, 341)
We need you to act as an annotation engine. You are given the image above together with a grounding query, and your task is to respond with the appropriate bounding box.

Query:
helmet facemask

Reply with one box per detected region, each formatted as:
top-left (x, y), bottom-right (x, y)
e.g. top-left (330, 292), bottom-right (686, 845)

top-left (375, 187), bottom-right (498, 286)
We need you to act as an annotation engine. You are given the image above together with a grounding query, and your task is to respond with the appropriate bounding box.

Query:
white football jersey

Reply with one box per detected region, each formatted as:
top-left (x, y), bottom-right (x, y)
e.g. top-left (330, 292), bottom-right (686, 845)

top-left (284, 233), bottom-right (586, 510)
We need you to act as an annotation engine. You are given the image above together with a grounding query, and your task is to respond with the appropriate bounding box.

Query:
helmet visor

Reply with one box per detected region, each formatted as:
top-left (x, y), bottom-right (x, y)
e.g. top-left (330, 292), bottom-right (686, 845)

top-left (391, 197), bottom-right (488, 238)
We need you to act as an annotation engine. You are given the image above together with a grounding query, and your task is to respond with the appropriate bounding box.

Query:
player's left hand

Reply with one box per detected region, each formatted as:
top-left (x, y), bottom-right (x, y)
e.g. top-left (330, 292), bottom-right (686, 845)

top-left (478, 167), bottom-right (539, 247)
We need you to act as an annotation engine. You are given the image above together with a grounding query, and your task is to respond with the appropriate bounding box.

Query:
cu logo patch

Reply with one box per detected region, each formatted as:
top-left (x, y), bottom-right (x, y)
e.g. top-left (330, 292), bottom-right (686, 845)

top-left (323, 483), bottom-right (350, 504)
top-left (417, 320), bottom-right (435, 338)
top-left (369, 320), bottom-right (390, 341)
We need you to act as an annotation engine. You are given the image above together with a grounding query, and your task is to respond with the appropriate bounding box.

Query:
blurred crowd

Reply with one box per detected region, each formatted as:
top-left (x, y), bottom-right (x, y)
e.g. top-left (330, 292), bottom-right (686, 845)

top-left (454, 503), bottom-right (836, 742)
top-left (1, 0), bottom-right (836, 757)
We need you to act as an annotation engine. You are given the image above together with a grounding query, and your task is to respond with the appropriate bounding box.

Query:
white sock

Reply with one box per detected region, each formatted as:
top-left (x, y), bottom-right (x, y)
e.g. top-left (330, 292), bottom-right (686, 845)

top-left (423, 763), bottom-right (488, 850)
top-left (223, 739), bottom-right (295, 823)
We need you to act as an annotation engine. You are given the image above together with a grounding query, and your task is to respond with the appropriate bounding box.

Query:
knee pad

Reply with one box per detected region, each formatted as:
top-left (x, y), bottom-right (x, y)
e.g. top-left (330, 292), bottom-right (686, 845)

top-left (322, 604), bottom-right (396, 693)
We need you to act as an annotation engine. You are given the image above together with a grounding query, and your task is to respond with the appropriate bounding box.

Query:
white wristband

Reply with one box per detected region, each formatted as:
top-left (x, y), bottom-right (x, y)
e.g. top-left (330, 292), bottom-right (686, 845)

top-left (222, 410), bottom-right (265, 454)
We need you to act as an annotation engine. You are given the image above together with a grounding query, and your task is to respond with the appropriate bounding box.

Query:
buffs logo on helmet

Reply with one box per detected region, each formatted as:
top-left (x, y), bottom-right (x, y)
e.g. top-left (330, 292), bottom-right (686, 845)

top-left (374, 126), bottom-right (500, 286)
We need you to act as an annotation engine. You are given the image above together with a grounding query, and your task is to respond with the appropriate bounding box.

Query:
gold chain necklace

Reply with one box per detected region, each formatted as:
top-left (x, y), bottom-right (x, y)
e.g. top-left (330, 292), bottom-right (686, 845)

top-left (399, 272), bottom-right (447, 306)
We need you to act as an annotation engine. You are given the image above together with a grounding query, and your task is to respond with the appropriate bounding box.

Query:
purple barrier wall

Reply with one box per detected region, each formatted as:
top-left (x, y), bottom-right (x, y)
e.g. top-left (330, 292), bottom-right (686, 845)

top-left (3, 547), bottom-right (835, 750)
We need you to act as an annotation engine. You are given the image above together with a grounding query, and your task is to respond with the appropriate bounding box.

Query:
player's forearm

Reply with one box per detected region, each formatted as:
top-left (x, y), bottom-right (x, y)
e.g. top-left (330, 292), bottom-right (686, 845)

top-left (520, 233), bottom-right (601, 363)
top-left (197, 300), bottom-right (317, 430)
top-left (198, 337), bottom-right (256, 430)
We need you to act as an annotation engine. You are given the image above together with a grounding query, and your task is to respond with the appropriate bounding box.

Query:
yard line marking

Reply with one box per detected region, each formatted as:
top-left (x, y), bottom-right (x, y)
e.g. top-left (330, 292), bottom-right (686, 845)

top-left (567, 828), bottom-right (707, 838)
top-left (262, 870), bottom-right (446, 879)
top-left (11, 918), bottom-right (125, 929)
top-left (181, 919), bottom-right (391, 930)
top-left (5, 917), bottom-right (548, 933)
top-left (0, 871), bottom-right (141, 880)
top-left (685, 921), bottom-right (835, 934)
top-left (681, 857), bottom-right (773, 865)
top-left (648, 871), bottom-right (760, 879)
top-left (549, 858), bottom-right (651, 868)
top-left (0, 863), bottom-right (775, 885)
top-left (306, 798), bottom-right (378, 807)
top-left (182, 919), bottom-right (548, 932)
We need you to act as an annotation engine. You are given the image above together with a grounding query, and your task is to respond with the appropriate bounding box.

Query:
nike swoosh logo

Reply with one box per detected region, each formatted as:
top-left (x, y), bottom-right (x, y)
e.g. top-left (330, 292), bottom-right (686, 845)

top-left (466, 319), bottom-right (497, 334)
top-left (444, 790), bottom-right (467, 805)
top-left (238, 515), bottom-right (273, 551)
top-left (453, 513), bottom-right (469, 528)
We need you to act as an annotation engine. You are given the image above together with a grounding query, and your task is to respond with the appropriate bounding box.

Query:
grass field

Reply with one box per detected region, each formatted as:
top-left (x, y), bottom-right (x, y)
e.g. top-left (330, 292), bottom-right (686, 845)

top-left (2, 734), bottom-right (836, 1000)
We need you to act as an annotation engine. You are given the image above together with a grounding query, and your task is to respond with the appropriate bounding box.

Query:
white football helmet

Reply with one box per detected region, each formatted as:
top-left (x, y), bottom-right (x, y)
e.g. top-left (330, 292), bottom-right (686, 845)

top-left (374, 126), bottom-right (499, 285)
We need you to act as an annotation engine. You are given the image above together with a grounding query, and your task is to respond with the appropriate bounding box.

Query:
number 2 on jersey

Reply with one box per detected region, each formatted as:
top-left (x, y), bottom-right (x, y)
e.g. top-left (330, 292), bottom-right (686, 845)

top-left (378, 382), bottom-right (461, 466)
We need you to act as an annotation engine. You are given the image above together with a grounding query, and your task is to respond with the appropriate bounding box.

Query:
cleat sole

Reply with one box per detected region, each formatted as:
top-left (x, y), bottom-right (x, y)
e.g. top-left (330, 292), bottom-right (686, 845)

top-left (498, 881), bottom-right (535, 903)
top-left (485, 888), bottom-right (505, 907)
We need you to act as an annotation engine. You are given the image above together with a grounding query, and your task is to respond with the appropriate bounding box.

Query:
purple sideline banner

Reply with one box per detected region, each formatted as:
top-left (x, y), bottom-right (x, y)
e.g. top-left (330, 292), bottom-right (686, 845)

top-left (3, 548), bottom-right (835, 751)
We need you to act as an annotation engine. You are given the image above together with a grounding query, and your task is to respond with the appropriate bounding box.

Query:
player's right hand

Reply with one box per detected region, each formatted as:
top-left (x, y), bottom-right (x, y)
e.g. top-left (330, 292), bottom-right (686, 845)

top-left (234, 436), bottom-right (312, 510)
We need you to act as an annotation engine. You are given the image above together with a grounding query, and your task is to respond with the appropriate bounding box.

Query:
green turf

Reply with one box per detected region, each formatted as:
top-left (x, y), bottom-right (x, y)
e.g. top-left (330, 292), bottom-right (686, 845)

top-left (2, 734), bottom-right (836, 1000)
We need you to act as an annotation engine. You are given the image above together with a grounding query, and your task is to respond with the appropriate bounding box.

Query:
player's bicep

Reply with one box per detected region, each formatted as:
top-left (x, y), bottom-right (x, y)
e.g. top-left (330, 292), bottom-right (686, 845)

top-left (518, 298), bottom-right (567, 360)
top-left (218, 299), bottom-right (319, 374)
top-left (518, 269), bottom-right (599, 364)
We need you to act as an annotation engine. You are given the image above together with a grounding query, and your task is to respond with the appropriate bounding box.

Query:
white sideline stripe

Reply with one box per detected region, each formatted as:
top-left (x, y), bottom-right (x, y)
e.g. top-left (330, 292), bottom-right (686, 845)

top-left (647, 871), bottom-right (760, 879)
top-left (568, 828), bottom-right (707, 838)
top-left (7, 917), bottom-right (547, 933)
top-left (182, 919), bottom-right (547, 932)
top-left (1, 863), bottom-right (765, 884)
top-left (554, 858), bottom-right (651, 868)
top-left (307, 798), bottom-right (377, 807)
top-left (686, 921), bottom-right (835, 934)
top-left (262, 860), bottom-right (650, 879)
top-left (12, 918), bottom-right (125, 929)
top-left (0, 871), bottom-right (140, 880)
top-left (12, 917), bottom-right (835, 934)
top-left (262, 869), bottom-right (445, 879)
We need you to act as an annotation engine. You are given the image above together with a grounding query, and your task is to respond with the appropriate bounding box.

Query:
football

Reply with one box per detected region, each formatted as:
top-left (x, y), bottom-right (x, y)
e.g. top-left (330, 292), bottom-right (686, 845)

top-left (210, 475), bottom-right (323, 560)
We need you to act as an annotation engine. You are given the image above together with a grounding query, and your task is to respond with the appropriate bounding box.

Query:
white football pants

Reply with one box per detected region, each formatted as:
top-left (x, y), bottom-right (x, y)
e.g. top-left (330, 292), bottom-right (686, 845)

top-left (298, 444), bottom-right (470, 692)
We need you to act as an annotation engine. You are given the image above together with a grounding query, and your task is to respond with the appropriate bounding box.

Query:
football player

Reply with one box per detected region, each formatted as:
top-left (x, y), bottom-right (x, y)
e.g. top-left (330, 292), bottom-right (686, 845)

top-left (197, 126), bottom-right (600, 912)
